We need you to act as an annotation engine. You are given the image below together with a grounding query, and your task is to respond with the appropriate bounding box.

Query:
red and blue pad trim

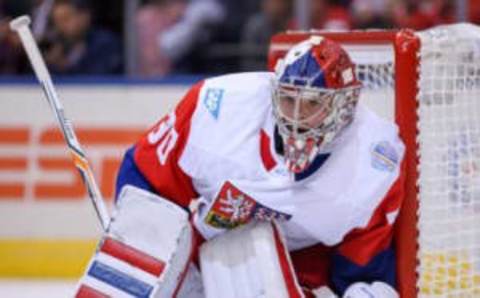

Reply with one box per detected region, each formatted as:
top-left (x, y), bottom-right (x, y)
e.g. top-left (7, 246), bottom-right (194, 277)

top-left (76, 285), bottom-right (110, 298)
top-left (76, 237), bottom-right (167, 298)
top-left (100, 237), bottom-right (165, 277)
top-left (88, 261), bottom-right (154, 297)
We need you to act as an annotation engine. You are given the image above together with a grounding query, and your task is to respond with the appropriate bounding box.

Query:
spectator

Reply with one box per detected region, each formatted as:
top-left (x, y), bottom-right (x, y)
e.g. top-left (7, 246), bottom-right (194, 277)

top-left (158, 0), bottom-right (225, 73)
top-left (182, 0), bottom-right (257, 74)
top-left (0, 16), bottom-right (26, 74)
top-left (241, 0), bottom-right (292, 71)
top-left (350, 0), bottom-right (394, 28)
top-left (136, 0), bottom-right (224, 76)
top-left (43, 0), bottom-right (122, 75)
top-left (391, 0), bottom-right (454, 30)
top-left (135, 0), bottom-right (187, 76)
top-left (216, 0), bottom-right (259, 44)
top-left (0, 0), bottom-right (31, 74)
top-left (290, 0), bottom-right (352, 31)
top-left (31, 0), bottom-right (55, 39)
top-left (470, 0), bottom-right (480, 24)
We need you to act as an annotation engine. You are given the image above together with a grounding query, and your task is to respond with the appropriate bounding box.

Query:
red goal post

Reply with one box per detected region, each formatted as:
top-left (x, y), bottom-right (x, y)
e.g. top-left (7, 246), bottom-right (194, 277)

top-left (269, 27), bottom-right (480, 298)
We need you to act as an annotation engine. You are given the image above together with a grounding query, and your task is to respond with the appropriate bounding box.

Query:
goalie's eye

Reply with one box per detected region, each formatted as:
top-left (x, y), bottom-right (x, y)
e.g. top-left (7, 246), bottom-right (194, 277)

top-left (303, 100), bottom-right (323, 110)
top-left (278, 95), bottom-right (295, 110)
top-left (281, 95), bottom-right (295, 104)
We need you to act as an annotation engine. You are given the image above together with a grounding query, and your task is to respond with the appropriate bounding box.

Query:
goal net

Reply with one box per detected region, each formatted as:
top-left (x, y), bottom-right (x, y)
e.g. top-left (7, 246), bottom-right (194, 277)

top-left (268, 24), bottom-right (480, 298)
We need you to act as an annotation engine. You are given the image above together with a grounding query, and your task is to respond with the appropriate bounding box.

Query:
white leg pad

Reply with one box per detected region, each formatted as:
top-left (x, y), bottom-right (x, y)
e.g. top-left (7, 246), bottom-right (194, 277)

top-left (74, 185), bottom-right (195, 298)
top-left (176, 263), bottom-right (205, 298)
top-left (199, 221), bottom-right (304, 298)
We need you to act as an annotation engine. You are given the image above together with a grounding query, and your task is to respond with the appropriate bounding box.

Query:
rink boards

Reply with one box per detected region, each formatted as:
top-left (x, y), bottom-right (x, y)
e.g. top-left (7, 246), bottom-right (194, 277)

top-left (0, 79), bottom-right (190, 277)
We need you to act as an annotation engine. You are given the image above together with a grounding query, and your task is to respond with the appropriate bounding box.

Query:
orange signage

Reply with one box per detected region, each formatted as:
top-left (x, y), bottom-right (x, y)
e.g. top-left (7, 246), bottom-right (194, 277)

top-left (0, 127), bottom-right (144, 201)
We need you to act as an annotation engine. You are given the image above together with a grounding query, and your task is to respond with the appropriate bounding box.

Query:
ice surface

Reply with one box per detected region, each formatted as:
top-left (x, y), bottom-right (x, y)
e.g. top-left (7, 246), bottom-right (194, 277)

top-left (0, 279), bottom-right (76, 298)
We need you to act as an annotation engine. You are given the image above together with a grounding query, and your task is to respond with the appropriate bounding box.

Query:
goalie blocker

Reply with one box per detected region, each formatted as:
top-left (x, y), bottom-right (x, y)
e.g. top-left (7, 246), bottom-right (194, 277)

top-left (74, 186), bottom-right (197, 298)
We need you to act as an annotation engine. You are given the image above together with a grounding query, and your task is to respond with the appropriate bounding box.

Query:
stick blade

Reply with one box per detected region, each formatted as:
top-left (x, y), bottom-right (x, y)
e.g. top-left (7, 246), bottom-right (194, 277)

top-left (9, 15), bottom-right (31, 32)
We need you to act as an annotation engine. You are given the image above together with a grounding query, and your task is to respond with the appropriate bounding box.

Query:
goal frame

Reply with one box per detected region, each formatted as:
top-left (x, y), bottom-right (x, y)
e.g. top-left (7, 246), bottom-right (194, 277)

top-left (268, 29), bottom-right (421, 298)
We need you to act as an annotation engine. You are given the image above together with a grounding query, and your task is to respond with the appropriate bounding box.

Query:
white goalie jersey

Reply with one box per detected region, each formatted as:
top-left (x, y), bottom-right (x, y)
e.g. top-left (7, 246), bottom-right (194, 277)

top-left (116, 72), bottom-right (406, 295)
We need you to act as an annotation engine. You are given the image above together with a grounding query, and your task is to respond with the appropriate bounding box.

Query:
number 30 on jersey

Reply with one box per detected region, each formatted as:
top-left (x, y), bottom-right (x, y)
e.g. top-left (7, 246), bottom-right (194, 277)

top-left (147, 112), bottom-right (178, 165)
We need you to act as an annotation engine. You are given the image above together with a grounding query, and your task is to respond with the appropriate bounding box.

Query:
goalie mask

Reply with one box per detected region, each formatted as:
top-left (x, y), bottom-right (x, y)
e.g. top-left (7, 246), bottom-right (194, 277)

top-left (273, 36), bottom-right (362, 173)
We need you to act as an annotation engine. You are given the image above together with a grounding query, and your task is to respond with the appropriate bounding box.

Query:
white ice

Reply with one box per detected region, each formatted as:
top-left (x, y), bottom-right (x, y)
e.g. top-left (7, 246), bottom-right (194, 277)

top-left (0, 279), bottom-right (76, 298)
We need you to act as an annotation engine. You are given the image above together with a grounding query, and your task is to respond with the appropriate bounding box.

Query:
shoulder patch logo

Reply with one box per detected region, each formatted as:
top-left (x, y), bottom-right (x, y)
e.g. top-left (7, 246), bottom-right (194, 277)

top-left (371, 141), bottom-right (399, 172)
top-left (203, 88), bottom-right (224, 119)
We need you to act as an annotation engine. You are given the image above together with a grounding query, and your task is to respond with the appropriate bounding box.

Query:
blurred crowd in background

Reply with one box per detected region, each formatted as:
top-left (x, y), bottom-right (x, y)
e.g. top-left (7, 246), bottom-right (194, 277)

top-left (1, 0), bottom-right (480, 77)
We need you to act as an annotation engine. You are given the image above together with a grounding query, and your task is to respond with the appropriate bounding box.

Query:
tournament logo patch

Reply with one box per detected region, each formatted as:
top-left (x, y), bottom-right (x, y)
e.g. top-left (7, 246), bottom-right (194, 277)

top-left (371, 141), bottom-right (399, 172)
top-left (203, 88), bottom-right (224, 119)
top-left (205, 181), bottom-right (291, 229)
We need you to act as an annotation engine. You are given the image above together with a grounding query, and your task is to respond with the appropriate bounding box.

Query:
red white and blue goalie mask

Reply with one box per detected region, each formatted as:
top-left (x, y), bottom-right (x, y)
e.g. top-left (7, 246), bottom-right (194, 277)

top-left (272, 36), bottom-right (362, 173)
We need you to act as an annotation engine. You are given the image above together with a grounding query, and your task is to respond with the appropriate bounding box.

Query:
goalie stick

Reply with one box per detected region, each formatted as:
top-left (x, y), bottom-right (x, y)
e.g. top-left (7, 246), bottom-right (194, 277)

top-left (9, 18), bottom-right (196, 298)
top-left (9, 15), bottom-right (110, 230)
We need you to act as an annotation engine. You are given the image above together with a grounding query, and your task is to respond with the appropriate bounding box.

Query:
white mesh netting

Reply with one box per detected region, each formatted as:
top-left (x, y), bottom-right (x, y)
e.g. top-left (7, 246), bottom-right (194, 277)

top-left (347, 24), bottom-right (480, 297)
top-left (346, 44), bottom-right (395, 120)
top-left (416, 24), bottom-right (480, 297)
